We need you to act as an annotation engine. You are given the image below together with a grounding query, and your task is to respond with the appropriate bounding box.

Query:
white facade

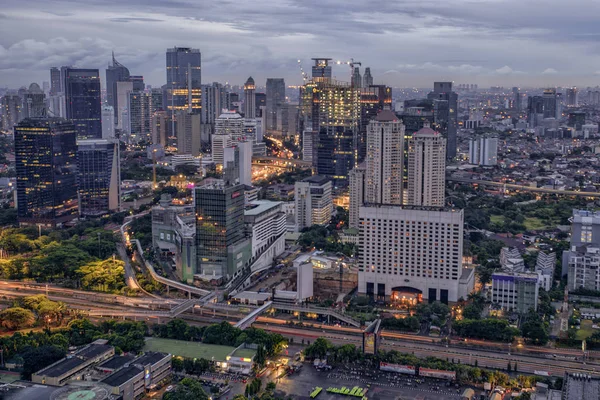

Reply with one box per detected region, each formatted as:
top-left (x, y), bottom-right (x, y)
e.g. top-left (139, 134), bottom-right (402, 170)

top-left (349, 166), bottom-right (366, 229)
top-left (216, 111), bottom-right (244, 141)
top-left (500, 247), bottom-right (525, 272)
top-left (116, 81), bottom-right (133, 130)
top-left (294, 176), bottom-right (333, 230)
top-left (407, 126), bottom-right (446, 207)
top-left (237, 140), bottom-right (253, 186)
top-left (468, 136), bottom-right (498, 166)
top-left (296, 261), bottom-right (314, 301)
top-left (365, 110), bottom-right (405, 205)
top-left (101, 105), bottom-right (115, 139)
top-left (491, 272), bottom-right (540, 313)
top-left (244, 200), bottom-right (287, 259)
top-left (212, 134), bottom-right (232, 165)
top-left (358, 205), bottom-right (464, 303)
top-left (535, 251), bottom-right (556, 291)
top-left (302, 128), bottom-right (313, 162)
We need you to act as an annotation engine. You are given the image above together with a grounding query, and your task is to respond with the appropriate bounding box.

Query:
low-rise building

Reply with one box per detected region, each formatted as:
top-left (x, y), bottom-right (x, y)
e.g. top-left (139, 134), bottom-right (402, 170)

top-left (500, 247), bottom-right (525, 272)
top-left (491, 272), bottom-right (540, 313)
top-left (32, 342), bottom-right (115, 386)
top-left (244, 200), bottom-right (286, 264)
top-left (536, 251), bottom-right (556, 291)
top-left (565, 245), bottom-right (600, 292)
top-left (562, 373), bottom-right (600, 400)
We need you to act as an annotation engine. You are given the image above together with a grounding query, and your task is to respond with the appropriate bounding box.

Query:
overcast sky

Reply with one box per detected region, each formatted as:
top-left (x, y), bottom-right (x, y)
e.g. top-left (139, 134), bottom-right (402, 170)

top-left (2, 0), bottom-right (600, 90)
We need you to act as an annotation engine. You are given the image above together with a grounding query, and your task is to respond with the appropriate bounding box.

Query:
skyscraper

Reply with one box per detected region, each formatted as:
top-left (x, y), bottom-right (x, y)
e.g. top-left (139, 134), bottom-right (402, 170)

top-left (50, 67), bottom-right (61, 95)
top-left (176, 111), bottom-right (201, 156)
top-left (265, 78), bottom-right (285, 133)
top-left (166, 47), bottom-right (201, 115)
top-left (311, 58), bottom-right (332, 80)
top-left (64, 68), bottom-right (102, 139)
top-left (244, 77), bottom-right (256, 119)
top-left (512, 87), bottom-right (521, 110)
top-left (77, 139), bottom-right (121, 216)
top-left (14, 118), bottom-right (78, 226)
top-left (215, 110), bottom-right (244, 141)
top-left (427, 82), bottom-right (457, 159)
top-left (543, 88), bottom-right (558, 119)
top-left (527, 95), bottom-right (544, 127)
top-left (211, 133), bottom-right (232, 166)
top-left (128, 91), bottom-right (154, 142)
top-left (351, 67), bottom-right (362, 88)
top-left (363, 67), bottom-right (373, 87)
top-left (151, 110), bottom-right (168, 147)
top-left (295, 176), bottom-right (333, 230)
top-left (468, 136), bottom-right (498, 166)
top-left (0, 94), bottom-right (22, 131)
top-left (348, 164), bottom-right (366, 229)
top-left (105, 53), bottom-right (130, 119)
top-left (101, 105), bottom-right (115, 139)
top-left (115, 81), bottom-right (133, 131)
top-left (566, 87), bottom-right (578, 107)
top-left (365, 110), bottom-right (405, 205)
top-left (21, 83), bottom-right (46, 119)
top-left (407, 124), bottom-right (446, 207)
top-left (255, 92), bottom-right (266, 117)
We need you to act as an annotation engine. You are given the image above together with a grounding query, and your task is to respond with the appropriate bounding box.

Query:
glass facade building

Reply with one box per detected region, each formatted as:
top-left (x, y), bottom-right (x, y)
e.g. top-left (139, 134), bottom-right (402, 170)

top-left (64, 68), bottom-right (102, 139)
top-left (15, 118), bottom-right (78, 226)
top-left (105, 54), bottom-right (130, 119)
top-left (166, 47), bottom-right (201, 114)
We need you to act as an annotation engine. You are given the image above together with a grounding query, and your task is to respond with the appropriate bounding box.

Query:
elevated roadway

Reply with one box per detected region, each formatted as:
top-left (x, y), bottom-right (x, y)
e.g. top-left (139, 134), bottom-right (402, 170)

top-left (448, 177), bottom-right (600, 198)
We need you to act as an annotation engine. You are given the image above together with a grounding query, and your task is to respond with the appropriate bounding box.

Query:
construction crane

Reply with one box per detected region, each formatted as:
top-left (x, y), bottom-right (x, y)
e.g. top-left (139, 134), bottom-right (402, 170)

top-left (335, 58), bottom-right (362, 82)
top-left (297, 59), bottom-right (309, 83)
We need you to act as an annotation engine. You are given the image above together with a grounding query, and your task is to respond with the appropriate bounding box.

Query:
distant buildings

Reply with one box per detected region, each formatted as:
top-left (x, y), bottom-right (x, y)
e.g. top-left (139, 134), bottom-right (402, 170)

top-left (266, 78), bottom-right (285, 133)
top-left (566, 87), bottom-right (578, 107)
top-left (294, 176), bottom-right (333, 231)
top-left (63, 68), bottom-right (102, 139)
top-left (215, 110), bottom-right (244, 141)
top-left (563, 210), bottom-right (600, 292)
top-left (427, 82), bottom-right (458, 159)
top-left (363, 67), bottom-right (373, 87)
top-left (468, 136), bottom-right (498, 166)
top-left (77, 139), bottom-right (121, 216)
top-left (101, 105), bottom-right (115, 139)
top-left (176, 111), bottom-right (202, 156)
top-left (105, 53), bottom-right (131, 120)
top-left (0, 94), bottom-right (21, 131)
top-left (165, 47), bottom-right (201, 115)
top-left (536, 251), bottom-right (556, 291)
top-left (407, 124), bottom-right (446, 207)
top-left (348, 165), bottom-right (366, 229)
top-left (15, 118), bottom-right (78, 226)
top-left (244, 77), bottom-right (256, 119)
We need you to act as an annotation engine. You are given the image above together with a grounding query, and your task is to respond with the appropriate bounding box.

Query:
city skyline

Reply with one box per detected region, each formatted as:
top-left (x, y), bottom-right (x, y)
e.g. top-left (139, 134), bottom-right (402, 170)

top-left (2, 0), bottom-right (600, 88)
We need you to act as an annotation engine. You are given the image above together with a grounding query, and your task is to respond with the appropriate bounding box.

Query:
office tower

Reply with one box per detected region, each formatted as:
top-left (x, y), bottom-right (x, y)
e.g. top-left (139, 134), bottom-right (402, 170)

top-left (491, 272), bottom-right (540, 313)
top-left (348, 165), bottom-right (366, 229)
top-left (407, 124), bottom-right (446, 207)
top-left (563, 210), bottom-right (600, 291)
top-left (211, 134), bottom-right (232, 165)
top-left (195, 182), bottom-right (251, 280)
top-left (101, 106), bottom-right (115, 139)
top-left (302, 128), bottom-right (313, 162)
top-left (276, 103), bottom-right (299, 136)
top-left (105, 53), bottom-right (130, 119)
top-left (568, 111), bottom-right (586, 131)
top-left (244, 77), bottom-right (256, 118)
top-left (128, 91), bottom-right (154, 142)
top-left (294, 176), bottom-right (333, 230)
top-left (363, 67), bottom-right (373, 87)
top-left (176, 111), bottom-right (201, 156)
top-left (215, 110), bottom-right (244, 140)
top-left (50, 67), bottom-right (61, 95)
top-left (427, 82), bottom-right (458, 159)
top-left (228, 92), bottom-right (240, 112)
top-left (166, 47), bottom-right (201, 115)
top-left (358, 205), bottom-right (469, 303)
top-left (365, 110), bottom-right (405, 205)
top-left (1, 94), bottom-right (22, 131)
top-left (64, 68), bottom-right (102, 139)
top-left (311, 58), bottom-right (332, 80)
top-left (42, 82), bottom-right (50, 95)
top-left (14, 118), bottom-right (78, 226)
top-left (237, 140), bottom-right (253, 186)
top-left (223, 145), bottom-right (240, 185)
top-left (527, 95), bottom-right (545, 128)
top-left (77, 139), bottom-right (121, 216)
top-left (512, 87), bottom-right (521, 110)
top-left (21, 83), bottom-right (46, 119)
top-left (468, 136), bottom-right (498, 166)
top-left (266, 78), bottom-right (285, 133)
top-left (358, 85), bottom-right (392, 164)
top-left (566, 87), bottom-right (578, 107)
top-left (129, 76), bottom-right (144, 91)
top-left (352, 67), bottom-right (362, 88)
top-left (255, 92), bottom-right (266, 117)
top-left (542, 88), bottom-right (558, 118)
top-left (151, 110), bottom-right (168, 146)
top-left (115, 81), bottom-right (133, 130)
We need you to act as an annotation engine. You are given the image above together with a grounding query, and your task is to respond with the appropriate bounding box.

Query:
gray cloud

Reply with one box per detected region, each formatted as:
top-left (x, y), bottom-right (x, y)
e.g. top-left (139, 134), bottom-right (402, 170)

top-left (0, 0), bottom-right (599, 88)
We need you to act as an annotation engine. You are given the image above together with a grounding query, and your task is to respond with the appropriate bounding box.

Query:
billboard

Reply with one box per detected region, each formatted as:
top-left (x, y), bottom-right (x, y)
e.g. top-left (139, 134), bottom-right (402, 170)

top-left (419, 368), bottom-right (456, 380)
top-left (379, 362), bottom-right (416, 375)
top-left (363, 332), bottom-right (375, 355)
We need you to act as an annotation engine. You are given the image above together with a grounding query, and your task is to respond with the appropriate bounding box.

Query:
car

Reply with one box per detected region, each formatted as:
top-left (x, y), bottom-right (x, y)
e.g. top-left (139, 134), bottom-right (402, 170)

top-left (166, 385), bottom-right (174, 392)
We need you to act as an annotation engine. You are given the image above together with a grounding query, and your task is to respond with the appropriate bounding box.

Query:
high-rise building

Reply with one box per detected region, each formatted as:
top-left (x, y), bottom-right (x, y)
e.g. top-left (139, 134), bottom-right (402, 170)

top-left (302, 128), bottom-right (313, 162)
top-left (427, 82), bottom-right (457, 159)
top-left (255, 92), bottom-right (266, 117)
top-left (176, 111), bottom-right (201, 156)
top-left (1, 94), bottom-right (22, 131)
top-left (512, 87), bottom-right (522, 110)
top-left (64, 68), bottom-right (102, 139)
top-left (211, 134), bottom-right (232, 165)
top-left (243, 77), bottom-right (256, 119)
top-left (21, 83), bottom-right (46, 119)
top-left (77, 139), bottom-right (121, 216)
top-left (294, 176), bottom-right (333, 230)
top-left (311, 58), bottom-right (332, 80)
top-left (365, 110), bottom-right (405, 205)
top-left (151, 110), bottom-right (168, 147)
top-left (358, 205), bottom-right (471, 303)
top-left (543, 88), bottom-right (558, 119)
top-left (527, 95), bottom-right (545, 128)
top-left (407, 124), bottom-right (446, 207)
top-left (566, 87), bottom-right (578, 107)
top-left (105, 53), bottom-right (130, 119)
top-left (237, 140), bottom-right (253, 186)
top-left (491, 272), bottom-right (540, 313)
top-left (348, 164), bottom-right (366, 229)
top-left (14, 118), bottom-right (78, 226)
top-left (468, 136), bottom-right (498, 166)
top-left (351, 67), bottom-right (362, 88)
top-left (276, 103), bottom-right (298, 136)
top-left (101, 106), bottom-right (115, 139)
top-left (215, 110), bottom-right (244, 141)
top-left (129, 75), bottom-right (145, 91)
top-left (195, 182), bottom-right (251, 280)
top-left (115, 81), bottom-right (133, 131)
top-left (266, 78), bottom-right (285, 133)
top-left (166, 47), bottom-right (201, 115)
top-left (50, 67), bottom-right (61, 95)
top-left (363, 67), bottom-right (373, 88)
top-left (128, 91), bottom-right (154, 142)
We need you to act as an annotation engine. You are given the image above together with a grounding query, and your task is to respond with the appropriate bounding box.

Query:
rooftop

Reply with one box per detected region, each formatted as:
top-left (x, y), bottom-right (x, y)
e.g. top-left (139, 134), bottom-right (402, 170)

top-left (563, 373), bottom-right (600, 400)
top-left (133, 351), bottom-right (169, 367)
top-left (37, 357), bottom-right (86, 378)
top-left (414, 126), bottom-right (439, 137)
top-left (76, 344), bottom-right (114, 360)
top-left (97, 355), bottom-right (135, 371)
top-left (302, 175), bottom-right (330, 185)
top-left (373, 109), bottom-right (399, 122)
top-left (245, 200), bottom-right (283, 216)
top-left (101, 365), bottom-right (143, 387)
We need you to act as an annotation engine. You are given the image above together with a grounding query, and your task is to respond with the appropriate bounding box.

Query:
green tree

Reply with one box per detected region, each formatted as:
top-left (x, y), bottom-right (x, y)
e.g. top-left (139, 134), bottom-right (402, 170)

top-left (21, 345), bottom-right (66, 379)
top-left (266, 381), bottom-right (276, 391)
top-left (163, 377), bottom-right (210, 400)
top-left (77, 258), bottom-right (126, 292)
top-left (255, 345), bottom-right (267, 368)
top-left (0, 307), bottom-right (35, 330)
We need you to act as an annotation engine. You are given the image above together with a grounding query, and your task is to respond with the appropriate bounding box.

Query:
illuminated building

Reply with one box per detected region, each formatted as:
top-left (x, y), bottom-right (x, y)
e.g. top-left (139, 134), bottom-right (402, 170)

top-left (77, 139), bottom-right (121, 216)
top-left (215, 110), bottom-right (244, 141)
top-left (151, 110), bottom-right (168, 146)
top-left (64, 68), bottom-right (102, 139)
top-left (358, 204), bottom-right (472, 303)
top-left (294, 175), bottom-right (333, 230)
top-left (165, 47), bottom-right (201, 116)
top-left (212, 133), bottom-right (232, 166)
top-left (0, 94), bottom-right (22, 131)
top-left (244, 77), bottom-right (256, 119)
top-left (407, 124), bottom-right (446, 207)
top-left (21, 83), bottom-right (46, 119)
top-left (14, 118), bottom-right (78, 226)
